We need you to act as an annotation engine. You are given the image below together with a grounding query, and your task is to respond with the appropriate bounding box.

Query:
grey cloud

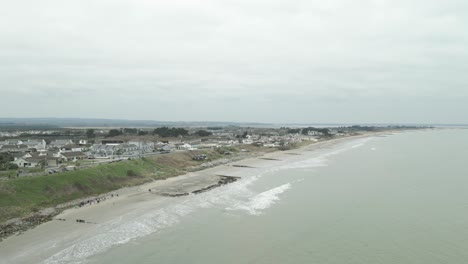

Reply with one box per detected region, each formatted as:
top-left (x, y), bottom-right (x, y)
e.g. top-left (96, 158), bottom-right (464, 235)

top-left (0, 0), bottom-right (467, 123)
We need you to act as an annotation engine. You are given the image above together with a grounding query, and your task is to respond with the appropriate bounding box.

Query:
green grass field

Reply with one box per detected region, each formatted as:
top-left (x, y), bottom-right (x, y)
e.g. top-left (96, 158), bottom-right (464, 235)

top-left (0, 158), bottom-right (161, 222)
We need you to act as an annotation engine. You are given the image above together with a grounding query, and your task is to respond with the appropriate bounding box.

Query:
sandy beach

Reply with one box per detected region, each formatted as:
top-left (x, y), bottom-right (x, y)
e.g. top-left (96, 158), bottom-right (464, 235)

top-left (0, 133), bottom-right (390, 264)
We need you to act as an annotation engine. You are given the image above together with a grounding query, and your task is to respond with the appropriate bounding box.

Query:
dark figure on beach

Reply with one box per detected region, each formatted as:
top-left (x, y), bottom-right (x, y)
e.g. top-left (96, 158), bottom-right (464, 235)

top-left (149, 189), bottom-right (152, 192)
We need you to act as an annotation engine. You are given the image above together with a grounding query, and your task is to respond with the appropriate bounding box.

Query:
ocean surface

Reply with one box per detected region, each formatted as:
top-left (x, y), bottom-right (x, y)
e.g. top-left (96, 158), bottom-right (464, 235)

top-left (51, 129), bottom-right (468, 263)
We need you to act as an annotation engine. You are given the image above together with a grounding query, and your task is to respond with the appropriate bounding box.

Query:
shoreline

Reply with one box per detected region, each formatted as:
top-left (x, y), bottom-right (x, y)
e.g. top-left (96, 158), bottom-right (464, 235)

top-left (0, 130), bottom-right (406, 263)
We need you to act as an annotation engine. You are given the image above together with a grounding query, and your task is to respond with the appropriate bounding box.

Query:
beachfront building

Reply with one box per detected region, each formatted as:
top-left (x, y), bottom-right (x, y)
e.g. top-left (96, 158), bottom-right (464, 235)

top-left (158, 144), bottom-right (173, 152)
top-left (90, 144), bottom-right (116, 158)
top-left (59, 151), bottom-right (88, 162)
top-left (89, 142), bottom-right (149, 158)
top-left (176, 143), bottom-right (194, 151)
top-left (60, 144), bottom-right (87, 152)
top-left (12, 153), bottom-right (61, 168)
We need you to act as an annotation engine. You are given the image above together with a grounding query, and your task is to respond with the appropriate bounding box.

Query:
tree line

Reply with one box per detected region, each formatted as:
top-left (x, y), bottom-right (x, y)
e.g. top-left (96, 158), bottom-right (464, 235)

top-left (95, 127), bottom-right (213, 138)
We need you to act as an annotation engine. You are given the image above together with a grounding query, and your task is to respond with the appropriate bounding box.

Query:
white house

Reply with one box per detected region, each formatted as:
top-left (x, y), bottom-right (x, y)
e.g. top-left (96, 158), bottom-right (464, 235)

top-left (176, 143), bottom-right (194, 150)
top-left (15, 152), bottom-right (62, 167)
top-left (241, 139), bottom-right (254, 145)
top-left (13, 158), bottom-right (38, 168)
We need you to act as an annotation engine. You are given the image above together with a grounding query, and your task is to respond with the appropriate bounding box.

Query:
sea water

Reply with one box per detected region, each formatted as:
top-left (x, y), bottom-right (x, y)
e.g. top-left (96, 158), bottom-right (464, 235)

top-left (50, 129), bottom-right (468, 264)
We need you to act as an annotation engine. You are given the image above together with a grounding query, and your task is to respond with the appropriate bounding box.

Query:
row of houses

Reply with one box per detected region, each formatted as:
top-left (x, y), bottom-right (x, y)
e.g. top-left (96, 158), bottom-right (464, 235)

top-left (0, 139), bottom-right (47, 152)
top-left (0, 139), bottom-right (90, 168)
top-left (88, 140), bottom-right (156, 158)
top-left (0, 139), bottom-right (89, 153)
top-left (12, 151), bottom-right (88, 168)
top-left (1, 132), bottom-right (319, 169)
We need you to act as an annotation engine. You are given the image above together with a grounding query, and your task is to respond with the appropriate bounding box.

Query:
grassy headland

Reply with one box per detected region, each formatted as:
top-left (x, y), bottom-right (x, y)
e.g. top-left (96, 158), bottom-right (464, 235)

top-left (0, 144), bottom-right (277, 224)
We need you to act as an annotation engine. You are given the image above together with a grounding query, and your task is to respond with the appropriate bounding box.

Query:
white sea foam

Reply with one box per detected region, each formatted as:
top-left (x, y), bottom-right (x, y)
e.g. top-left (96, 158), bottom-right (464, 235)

top-left (43, 176), bottom-right (264, 264)
top-left (44, 209), bottom-right (181, 264)
top-left (275, 138), bottom-right (371, 171)
top-left (277, 156), bottom-right (329, 170)
top-left (226, 183), bottom-right (292, 216)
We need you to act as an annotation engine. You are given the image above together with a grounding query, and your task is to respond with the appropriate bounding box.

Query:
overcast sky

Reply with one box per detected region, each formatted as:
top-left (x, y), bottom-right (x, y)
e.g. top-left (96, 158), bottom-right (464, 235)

top-left (1, 0), bottom-right (467, 124)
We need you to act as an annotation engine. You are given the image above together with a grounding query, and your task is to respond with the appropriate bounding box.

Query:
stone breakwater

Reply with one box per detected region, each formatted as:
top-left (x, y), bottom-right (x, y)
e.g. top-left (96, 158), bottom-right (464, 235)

top-left (159, 175), bottom-right (240, 197)
top-left (0, 210), bottom-right (60, 241)
top-left (192, 175), bottom-right (240, 194)
top-left (0, 193), bottom-right (120, 241)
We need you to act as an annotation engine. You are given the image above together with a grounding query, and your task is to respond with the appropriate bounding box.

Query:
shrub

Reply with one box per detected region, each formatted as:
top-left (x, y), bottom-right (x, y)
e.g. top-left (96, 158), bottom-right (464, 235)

top-left (126, 170), bottom-right (139, 177)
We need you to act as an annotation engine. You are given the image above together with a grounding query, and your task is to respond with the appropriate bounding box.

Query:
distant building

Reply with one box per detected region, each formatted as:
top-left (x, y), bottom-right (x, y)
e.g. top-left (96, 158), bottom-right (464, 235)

top-left (101, 140), bottom-right (124, 146)
top-left (21, 139), bottom-right (47, 150)
top-left (0, 144), bottom-right (28, 153)
top-left (0, 140), bottom-right (20, 145)
top-left (60, 144), bottom-right (87, 152)
top-left (49, 139), bottom-right (74, 148)
top-left (128, 141), bottom-right (155, 153)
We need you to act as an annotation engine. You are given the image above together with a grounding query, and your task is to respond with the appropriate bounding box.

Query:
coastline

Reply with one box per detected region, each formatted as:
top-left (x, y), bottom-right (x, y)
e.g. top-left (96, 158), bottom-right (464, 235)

top-left (0, 131), bottom-right (401, 264)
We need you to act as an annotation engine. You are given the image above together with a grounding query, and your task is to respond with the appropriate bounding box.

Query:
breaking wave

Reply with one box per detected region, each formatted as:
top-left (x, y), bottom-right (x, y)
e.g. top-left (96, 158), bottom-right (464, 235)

top-left (43, 175), bottom-right (267, 264)
top-left (226, 183), bottom-right (291, 215)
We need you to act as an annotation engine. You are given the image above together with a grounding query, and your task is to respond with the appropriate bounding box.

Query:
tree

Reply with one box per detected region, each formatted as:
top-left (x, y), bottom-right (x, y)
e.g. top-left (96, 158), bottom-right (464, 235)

top-left (0, 153), bottom-right (14, 171)
top-left (287, 128), bottom-right (301, 134)
top-left (123, 128), bottom-right (138, 135)
top-left (86, 129), bottom-right (95, 138)
top-left (107, 129), bottom-right (123, 138)
top-left (194, 130), bottom-right (212, 137)
top-left (138, 130), bottom-right (149, 136)
top-left (7, 163), bottom-right (18, 170)
top-left (38, 159), bottom-right (47, 169)
top-left (152, 127), bottom-right (189, 137)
